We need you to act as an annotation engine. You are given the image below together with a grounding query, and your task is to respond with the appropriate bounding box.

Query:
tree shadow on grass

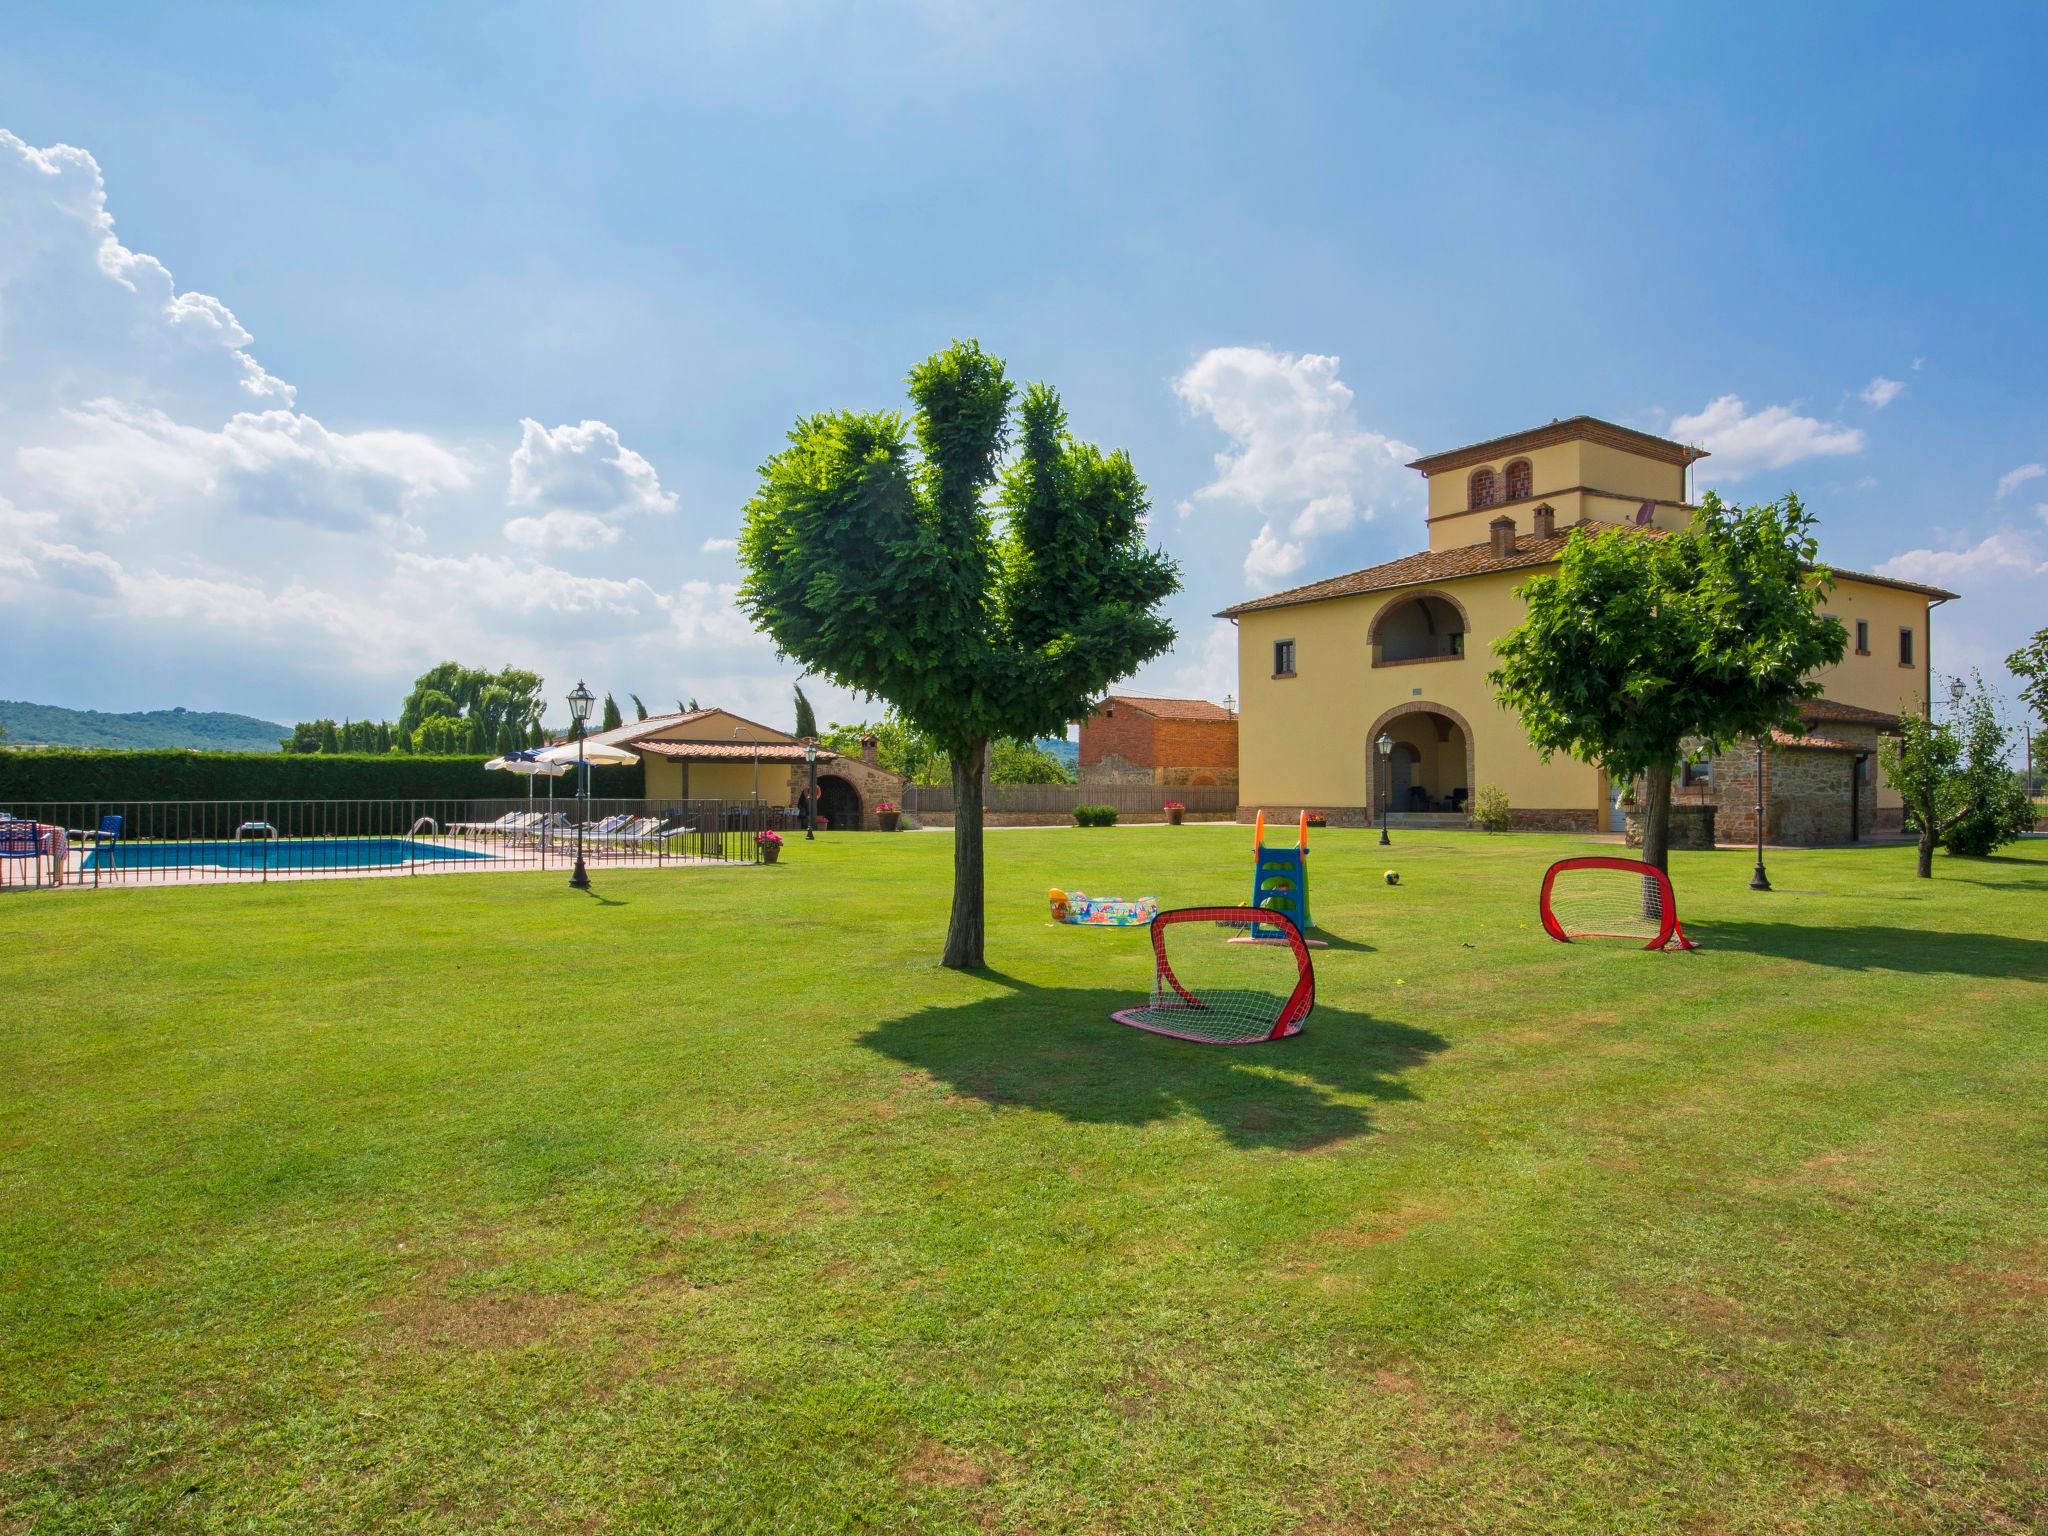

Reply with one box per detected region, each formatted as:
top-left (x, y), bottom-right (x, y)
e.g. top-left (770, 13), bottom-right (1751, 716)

top-left (1704, 920), bottom-right (2048, 981)
top-left (858, 979), bottom-right (1446, 1151)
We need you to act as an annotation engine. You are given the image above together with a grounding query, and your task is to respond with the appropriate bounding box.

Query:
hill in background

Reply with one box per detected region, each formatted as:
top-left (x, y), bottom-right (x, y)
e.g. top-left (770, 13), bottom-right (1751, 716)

top-left (1036, 736), bottom-right (1079, 770)
top-left (0, 700), bottom-right (289, 753)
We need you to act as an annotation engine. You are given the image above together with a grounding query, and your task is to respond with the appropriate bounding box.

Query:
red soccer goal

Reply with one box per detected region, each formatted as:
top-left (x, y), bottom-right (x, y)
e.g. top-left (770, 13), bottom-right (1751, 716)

top-left (1111, 906), bottom-right (1315, 1044)
top-left (1539, 856), bottom-right (1698, 951)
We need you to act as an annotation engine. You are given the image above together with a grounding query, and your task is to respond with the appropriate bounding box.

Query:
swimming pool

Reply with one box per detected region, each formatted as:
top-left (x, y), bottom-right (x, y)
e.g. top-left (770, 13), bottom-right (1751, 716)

top-left (81, 836), bottom-right (500, 873)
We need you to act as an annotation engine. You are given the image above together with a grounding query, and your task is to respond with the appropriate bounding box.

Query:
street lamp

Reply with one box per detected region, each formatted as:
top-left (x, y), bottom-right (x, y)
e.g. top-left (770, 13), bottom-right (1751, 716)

top-left (567, 680), bottom-right (594, 890)
top-left (804, 738), bottom-right (818, 841)
top-left (1749, 738), bottom-right (1772, 892)
top-left (1376, 732), bottom-right (1394, 846)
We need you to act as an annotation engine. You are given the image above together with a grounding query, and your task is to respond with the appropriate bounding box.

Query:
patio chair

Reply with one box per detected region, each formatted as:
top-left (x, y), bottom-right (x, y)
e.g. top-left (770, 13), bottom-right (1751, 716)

top-left (590, 816), bottom-right (665, 848)
top-left (448, 810), bottom-right (529, 837)
top-left (0, 819), bottom-right (46, 889)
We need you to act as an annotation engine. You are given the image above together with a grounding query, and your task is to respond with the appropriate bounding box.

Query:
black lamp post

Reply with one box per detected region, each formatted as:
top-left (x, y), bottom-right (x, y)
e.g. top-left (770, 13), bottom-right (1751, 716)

top-left (804, 738), bottom-right (818, 840)
top-left (567, 680), bottom-right (593, 890)
top-left (1749, 737), bottom-right (1772, 891)
top-left (1376, 732), bottom-right (1394, 846)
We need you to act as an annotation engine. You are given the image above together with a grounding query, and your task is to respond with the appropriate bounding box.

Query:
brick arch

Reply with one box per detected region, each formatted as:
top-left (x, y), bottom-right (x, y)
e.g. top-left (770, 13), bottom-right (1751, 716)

top-left (1366, 587), bottom-right (1473, 646)
top-left (1366, 699), bottom-right (1478, 810)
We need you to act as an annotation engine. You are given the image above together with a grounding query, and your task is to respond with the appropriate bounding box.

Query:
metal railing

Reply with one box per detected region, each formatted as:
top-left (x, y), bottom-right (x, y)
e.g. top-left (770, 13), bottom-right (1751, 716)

top-left (0, 798), bottom-right (783, 890)
top-left (898, 782), bottom-right (1238, 814)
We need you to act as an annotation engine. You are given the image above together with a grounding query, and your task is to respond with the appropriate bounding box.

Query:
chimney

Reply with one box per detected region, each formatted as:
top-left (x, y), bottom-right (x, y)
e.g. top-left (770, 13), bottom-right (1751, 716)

top-left (859, 732), bottom-right (878, 768)
top-left (1531, 502), bottom-right (1555, 540)
top-left (1489, 514), bottom-right (1516, 557)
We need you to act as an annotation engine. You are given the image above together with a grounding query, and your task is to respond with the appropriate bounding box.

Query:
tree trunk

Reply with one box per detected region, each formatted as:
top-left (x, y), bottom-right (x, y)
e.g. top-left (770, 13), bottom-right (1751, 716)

top-left (1639, 761), bottom-right (1674, 874)
top-left (941, 736), bottom-right (989, 969)
top-left (1916, 826), bottom-right (1935, 879)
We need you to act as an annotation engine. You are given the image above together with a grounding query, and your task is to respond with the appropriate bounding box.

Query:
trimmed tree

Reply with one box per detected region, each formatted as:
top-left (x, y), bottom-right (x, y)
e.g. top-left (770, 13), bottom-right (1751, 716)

top-left (740, 341), bottom-right (1178, 967)
top-left (1883, 672), bottom-right (2036, 875)
top-left (793, 684), bottom-right (818, 741)
top-left (1490, 492), bottom-right (1847, 871)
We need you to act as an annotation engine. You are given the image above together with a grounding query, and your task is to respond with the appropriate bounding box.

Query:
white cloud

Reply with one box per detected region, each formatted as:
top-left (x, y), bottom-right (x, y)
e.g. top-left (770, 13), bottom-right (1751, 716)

top-left (19, 399), bottom-right (468, 535)
top-left (1860, 376), bottom-right (1905, 409)
top-left (1995, 463), bottom-right (2044, 500)
top-left (1162, 619), bottom-right (1239, 704)
top-left (1669, 395), bottom-right (1864, 480)
top-left (1173, 346), bottom-right (1414, 588)
top-left (1877, 531), bottom-right (2047, 585)
top-left (506, 417), bottom-right (676, 518)
top-left (700, 536), bottom-right (736, 553)
top-left (504, 510), bottom-right (622, 550)
top-left (0, 127), bottom-right (793, 724)
top-left (1243, 522), bottom-right (1305, 586)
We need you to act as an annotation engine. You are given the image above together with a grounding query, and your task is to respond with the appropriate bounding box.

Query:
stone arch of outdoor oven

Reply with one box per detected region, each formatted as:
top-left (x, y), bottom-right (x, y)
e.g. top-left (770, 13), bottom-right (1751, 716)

top-left (1365, 699), bottom-right (1479, 806)
top-left (1366, 587), bottom-right (1474, 659)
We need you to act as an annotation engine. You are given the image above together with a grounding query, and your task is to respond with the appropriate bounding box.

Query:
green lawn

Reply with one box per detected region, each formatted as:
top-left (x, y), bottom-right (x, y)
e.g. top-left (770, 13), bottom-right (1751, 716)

top-left (3, 828), bottom-right (2045, 1534)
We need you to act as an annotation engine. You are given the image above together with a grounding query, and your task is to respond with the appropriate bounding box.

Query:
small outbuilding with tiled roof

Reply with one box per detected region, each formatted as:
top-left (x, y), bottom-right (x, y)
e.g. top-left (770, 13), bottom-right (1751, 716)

top-left (573, 708), bottom-right (904, 830)
top-left (1077, 694), bottom-right (1239, 788)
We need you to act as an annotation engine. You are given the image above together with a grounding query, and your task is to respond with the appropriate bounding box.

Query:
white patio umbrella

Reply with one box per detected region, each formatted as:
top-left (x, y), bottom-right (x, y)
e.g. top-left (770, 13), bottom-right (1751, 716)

top-left (486, 748), bottom-right (571, 819)
top-left (535, 738), bottom-right (642, 825)
top-left (533, 740), bottom-right (641, 767)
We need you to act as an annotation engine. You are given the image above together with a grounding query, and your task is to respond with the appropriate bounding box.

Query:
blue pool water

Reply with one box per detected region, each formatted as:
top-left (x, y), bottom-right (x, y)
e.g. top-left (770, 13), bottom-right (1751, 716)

top-left (81, 836), bottom-right (500, 872)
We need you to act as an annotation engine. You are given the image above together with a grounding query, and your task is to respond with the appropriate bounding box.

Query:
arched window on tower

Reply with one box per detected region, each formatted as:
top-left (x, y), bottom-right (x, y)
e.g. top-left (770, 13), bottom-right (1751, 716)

top-left (1469, 467), bottom-right (1498, 509)
top-left (1504, 459), bottom-right (1533, 501)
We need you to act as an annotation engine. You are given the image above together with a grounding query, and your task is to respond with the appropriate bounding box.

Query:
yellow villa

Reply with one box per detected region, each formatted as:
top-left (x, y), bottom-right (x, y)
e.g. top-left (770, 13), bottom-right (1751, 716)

top-left (1219, 416), bottom-right (1959, 843)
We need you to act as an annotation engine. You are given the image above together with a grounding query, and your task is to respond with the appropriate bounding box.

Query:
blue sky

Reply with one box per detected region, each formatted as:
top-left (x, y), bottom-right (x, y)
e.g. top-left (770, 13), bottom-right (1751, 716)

top-left (3, 1), bottom-right (2043, 734)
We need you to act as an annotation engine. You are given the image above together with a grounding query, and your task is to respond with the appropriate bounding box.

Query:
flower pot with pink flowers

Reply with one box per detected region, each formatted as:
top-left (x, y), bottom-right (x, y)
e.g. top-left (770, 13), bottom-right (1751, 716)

top-left (756, 828), bottom-right (783, 863)
top-left (876, 801), bottom-right (901, 832)
top-left (1164, 801), bottom-right (1186, 826)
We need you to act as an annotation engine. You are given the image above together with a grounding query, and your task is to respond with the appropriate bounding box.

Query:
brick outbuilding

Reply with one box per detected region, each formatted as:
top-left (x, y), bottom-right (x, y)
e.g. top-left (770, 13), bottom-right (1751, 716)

top-left (1077, 696), bottom-right (1239, 787)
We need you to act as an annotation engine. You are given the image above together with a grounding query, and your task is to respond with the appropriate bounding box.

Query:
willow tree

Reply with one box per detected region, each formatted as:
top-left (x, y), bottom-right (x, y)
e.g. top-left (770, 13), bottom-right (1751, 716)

top-left (1490, 492), bottom-right (1847, 871)
top-left (739, 341), bottom-right (1178, 967)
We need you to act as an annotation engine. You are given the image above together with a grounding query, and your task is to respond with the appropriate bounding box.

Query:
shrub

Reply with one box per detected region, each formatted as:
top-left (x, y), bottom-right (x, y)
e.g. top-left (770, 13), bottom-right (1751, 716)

top-left (1072, 805), bottom-right (1119, 827)
top-left (1473, 784), bottom-right (1511, 832)
top-left (0, 748), bottom-right (641, 806)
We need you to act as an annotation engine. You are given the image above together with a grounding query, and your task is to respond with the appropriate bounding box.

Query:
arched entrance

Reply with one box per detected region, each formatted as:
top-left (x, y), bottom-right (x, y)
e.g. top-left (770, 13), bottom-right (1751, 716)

top-left (1367, 700), bottom-right (1476, 817)
top-left (814, 773), bottom-right (864, 831)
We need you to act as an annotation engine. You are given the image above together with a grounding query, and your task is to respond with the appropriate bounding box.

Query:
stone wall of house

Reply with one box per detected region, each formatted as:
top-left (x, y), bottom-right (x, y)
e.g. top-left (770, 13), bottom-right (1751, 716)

top-left (1079, 752), bottom-right (1162, 786)
top-left (777, 756), bottom-right (905, 831)
top-left (1624, 803), bottom-right (1717, 849)
top-left (1506, 808), bottom-right (1599, 833)
top-left (1711, 727), bottom-right (1879, 846)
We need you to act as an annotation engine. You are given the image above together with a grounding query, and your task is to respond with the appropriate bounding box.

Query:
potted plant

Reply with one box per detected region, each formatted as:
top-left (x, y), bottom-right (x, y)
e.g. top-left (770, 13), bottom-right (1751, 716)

top-left (876, 800), bottom-right (901, 832)
top-left (1163, 800), bottom-right (1185, 826)
top-left (756, 828), bottom-right (784, 864)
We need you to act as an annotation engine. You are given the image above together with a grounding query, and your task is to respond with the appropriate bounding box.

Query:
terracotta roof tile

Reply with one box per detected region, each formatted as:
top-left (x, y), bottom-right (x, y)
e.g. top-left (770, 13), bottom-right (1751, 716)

top-left (1800, 698), bottom-right (1899, 728)
top-left (1216, 530), bottom-right (1590, 616)
top-left (1770, 729), bottom-right (1866, 754)
top-left (1216, 528), bottom-right (1961, 618)
top-left (1098, 695), bottom-right (1235, 722)
top-left (1405, 415), bottom-right (1706, 474)
top-left (631, 740), bottom-right (829, 762)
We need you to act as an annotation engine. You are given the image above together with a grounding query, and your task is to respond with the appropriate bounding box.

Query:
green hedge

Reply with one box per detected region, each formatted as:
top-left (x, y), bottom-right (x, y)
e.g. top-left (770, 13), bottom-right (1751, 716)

top-left (1072, 805), bottom-right (1119, 827)
top-left (0, 749), bottom-right (643, 806)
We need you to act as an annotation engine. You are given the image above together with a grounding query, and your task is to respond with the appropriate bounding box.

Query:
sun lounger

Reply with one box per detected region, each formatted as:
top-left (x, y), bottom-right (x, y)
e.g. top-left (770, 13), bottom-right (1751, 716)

top-left (448, 810), bottom-right (538, 837)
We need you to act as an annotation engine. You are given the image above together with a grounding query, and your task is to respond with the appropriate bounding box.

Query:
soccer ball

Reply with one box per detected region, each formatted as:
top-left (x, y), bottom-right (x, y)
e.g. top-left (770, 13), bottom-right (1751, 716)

top-left (1383, 869), bottom-right (1400, 886)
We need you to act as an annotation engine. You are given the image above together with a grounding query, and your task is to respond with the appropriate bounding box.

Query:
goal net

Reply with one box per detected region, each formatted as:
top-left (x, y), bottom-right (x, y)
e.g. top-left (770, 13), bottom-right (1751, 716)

top-left (1111, 906), bottom-right (1315, 1044)
top-left (1538, 856), bottom-right (1697, 951)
